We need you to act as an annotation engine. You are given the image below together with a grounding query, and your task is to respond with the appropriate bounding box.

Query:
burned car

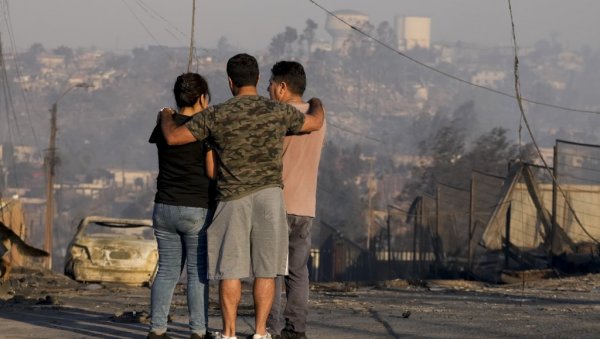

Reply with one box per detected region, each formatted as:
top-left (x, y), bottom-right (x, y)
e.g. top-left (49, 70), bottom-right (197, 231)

top-left (64, 216), bottom-right (158, 286)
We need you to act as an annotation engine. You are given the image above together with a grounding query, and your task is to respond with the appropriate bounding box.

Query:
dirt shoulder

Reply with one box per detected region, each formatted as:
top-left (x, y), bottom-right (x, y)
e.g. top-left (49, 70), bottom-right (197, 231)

top-left (1, 268), bottom-right (600, 338)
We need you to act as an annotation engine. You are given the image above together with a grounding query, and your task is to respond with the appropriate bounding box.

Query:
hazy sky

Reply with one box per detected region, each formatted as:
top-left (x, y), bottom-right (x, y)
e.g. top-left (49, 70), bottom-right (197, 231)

top-left (6, 0), bottom-right (600, 52)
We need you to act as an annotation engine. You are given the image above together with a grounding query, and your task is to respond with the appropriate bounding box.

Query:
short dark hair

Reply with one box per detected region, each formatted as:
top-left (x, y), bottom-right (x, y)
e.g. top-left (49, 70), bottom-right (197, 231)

top-left (226, 53), bottom-right (259, 88)
top-left (173, 73), bottom-right (210, 108)
top-left (270, 61), bottom-right (306, 96)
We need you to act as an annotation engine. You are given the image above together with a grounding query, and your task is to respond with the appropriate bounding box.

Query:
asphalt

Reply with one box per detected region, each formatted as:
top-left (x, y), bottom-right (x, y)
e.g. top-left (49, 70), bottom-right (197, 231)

top-left (1, 268), bottom-right (600, 338)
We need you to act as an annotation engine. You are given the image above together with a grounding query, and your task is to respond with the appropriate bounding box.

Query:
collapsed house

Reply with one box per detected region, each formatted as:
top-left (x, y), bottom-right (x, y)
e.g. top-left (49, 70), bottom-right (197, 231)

top-left (0, 199), bottom-right (48, 280)
top-left (478, 149), bottom-right (600, 278)
top-left (404, 139), bottom-right (600, 281)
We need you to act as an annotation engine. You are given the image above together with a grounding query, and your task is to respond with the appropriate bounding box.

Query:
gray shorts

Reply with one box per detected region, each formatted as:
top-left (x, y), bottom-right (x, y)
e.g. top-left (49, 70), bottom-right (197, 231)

top-left (207, 187), bottom-right (289, 279)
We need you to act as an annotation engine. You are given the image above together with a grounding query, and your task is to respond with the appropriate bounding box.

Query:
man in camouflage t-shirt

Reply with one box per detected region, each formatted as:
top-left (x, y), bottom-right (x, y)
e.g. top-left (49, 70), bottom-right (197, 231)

top-left (185, 94), bottom-right (305, 201)
top-left (160, 53), bottom-right (324, 339)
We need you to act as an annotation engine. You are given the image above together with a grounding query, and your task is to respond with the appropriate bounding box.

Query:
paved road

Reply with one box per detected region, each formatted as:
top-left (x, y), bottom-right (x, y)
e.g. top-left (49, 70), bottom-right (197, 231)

top-left (1, 270), bottom-right (600, 338)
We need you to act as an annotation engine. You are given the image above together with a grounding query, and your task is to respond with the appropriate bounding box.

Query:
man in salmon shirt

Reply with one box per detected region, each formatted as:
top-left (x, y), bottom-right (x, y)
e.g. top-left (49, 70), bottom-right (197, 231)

top-left (266, 61), bottom-right (326, 339)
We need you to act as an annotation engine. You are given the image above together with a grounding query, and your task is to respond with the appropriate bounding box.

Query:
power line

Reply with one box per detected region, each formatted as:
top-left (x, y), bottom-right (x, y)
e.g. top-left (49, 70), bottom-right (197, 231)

top-left (129, 0), bottom-right (210, 73)
top-left (0, 37), bottom-right (21, 141)
top-left (119, 0), bottom-right (178, 63)
top-left (506, 0), bottom-right (598, 245)
top-left (135, 0), bottom-right (187, 42)
top-left (121, 0), bottom-right (158, 43)
top-left (301, 86), bottom-right (385, 143)
top-left (307, 0), bottom-right (600, 116)
top-left (0, 35), bottom-right (23, 190)
top-left (327, 121), bottom-right (384, 143)
top-left (0, 0), bottom-right (40, 151)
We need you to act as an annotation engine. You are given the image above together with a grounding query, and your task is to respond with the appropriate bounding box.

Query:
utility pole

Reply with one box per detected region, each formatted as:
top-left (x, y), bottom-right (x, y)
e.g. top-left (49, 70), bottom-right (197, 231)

top-left (187, 0), bottom-right (196, 72)
top-left (44, 83), bottom-right (91, 269)
top-left (43, 103), bottom-right (58, 269)
top-left (365, 156), bottom-right (376, 250)
top-left (386, 205), bottom-right (391, 278)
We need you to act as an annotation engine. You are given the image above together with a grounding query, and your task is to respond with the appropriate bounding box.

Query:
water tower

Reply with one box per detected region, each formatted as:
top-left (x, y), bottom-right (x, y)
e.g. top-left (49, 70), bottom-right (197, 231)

top-left (325, 10), bottom-right (369, 51)
top-left (396, 16), bottom-right (431, 50)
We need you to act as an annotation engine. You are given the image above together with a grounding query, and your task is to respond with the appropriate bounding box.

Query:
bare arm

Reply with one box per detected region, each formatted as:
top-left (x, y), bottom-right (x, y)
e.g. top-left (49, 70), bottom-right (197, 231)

top-left (159, 108), bottom-right (197, 145)
top-left (205, 150), bottom-right (217, 180)
top-left (300, 98), bottom-right (325, 132)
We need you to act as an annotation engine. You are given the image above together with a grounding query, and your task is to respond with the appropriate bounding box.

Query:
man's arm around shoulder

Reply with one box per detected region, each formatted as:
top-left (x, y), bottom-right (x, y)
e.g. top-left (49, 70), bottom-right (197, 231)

top-left (160, 108), bottom-right (197, 145)
top-left (300, 98), bottom-right (325, 133)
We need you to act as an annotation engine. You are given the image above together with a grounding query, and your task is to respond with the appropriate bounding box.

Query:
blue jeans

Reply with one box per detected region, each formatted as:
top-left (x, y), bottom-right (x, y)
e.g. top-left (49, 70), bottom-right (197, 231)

top-left (151, 203), bottom-right (210, 335)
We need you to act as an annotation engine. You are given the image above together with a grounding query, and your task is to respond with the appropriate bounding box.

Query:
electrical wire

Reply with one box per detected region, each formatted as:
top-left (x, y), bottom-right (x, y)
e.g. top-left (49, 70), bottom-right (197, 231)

top-left (0, 0), bottom-right (40, 152)
top-left (135, 0), bottom-right (186, 42)
top-left (506, 0), bottom-right (599, 244)
top-left (120, 0), bottom-right (178, 64)
top-left (307, 0), bottom-right (600, 116)
top-left (0, 36), bottom-right (22, 190)
top-left (121, 0), bottom-right (158, 43)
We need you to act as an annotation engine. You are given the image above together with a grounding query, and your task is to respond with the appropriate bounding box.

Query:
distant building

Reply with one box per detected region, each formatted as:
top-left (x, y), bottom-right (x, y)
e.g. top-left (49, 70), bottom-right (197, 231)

top-left (434, 45), bottom-right (454, 64)
top-left (558, 51), bottom-right (583, 71)
top-left (76, 51), bottom-right (103, 70)
top-left (56, 178), bottom-right (114, 200)
top-left (68, 73), bottom-right (87, 86)
top-left (0, 143), bottom-right (41, 166)
top-left (311, 40), bottom-right (332, 53)
top-left (107, 168), bottom-right (155, 191)
top-left (391, 154), bottom-right (433, 168)
top-left (471, 70), bottom-right (506, 88)
top-left (538, 148), bottom-right (554, 166)
top-left (396, 16), bottom-right (431, 50)
top-left (325, 10), bottom-right (369, 51)
top-left (324, 11), bottom-right (432, 52)
top-left (37, 53), bottom-right (65, 68)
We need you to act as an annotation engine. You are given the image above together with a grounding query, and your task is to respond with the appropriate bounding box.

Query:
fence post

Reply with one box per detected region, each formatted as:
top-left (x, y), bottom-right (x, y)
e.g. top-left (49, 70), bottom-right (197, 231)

top-left (435, 185), bottom-right (441, 275)
top-left (412, 199), bottom-right (421, 277)
top-left (504, 203), bottom-right (511, 269)
top-left (468, 173), bottom-right (475, 274)
top-left (551, 145), bottom-right (558, 265)
top-left (387, 205), bottom-right (391, 279)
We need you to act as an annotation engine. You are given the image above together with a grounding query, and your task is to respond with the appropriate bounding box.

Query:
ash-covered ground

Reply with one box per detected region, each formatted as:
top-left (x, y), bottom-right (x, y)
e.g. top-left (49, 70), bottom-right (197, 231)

top-left (1, 267), bottom-right (600, 338)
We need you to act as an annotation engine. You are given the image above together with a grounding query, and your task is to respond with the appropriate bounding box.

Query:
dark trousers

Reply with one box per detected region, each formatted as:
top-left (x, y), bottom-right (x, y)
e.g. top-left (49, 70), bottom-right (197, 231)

top-left (268, 214), bottom-right (313, 334)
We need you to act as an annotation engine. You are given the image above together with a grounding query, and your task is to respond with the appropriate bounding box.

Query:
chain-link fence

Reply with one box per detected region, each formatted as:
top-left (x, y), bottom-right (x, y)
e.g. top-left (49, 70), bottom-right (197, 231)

top-left (311, 221), bottom-right (370, 282)
top-left (310, 139), bottom-right (600, 282)
top-left (554, 140), bottom-right (600, 267)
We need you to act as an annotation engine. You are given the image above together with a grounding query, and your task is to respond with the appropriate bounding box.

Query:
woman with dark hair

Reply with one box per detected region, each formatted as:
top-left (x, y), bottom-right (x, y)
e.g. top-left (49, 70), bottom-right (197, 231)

top-left (148, 73), bottom-right (215, 339)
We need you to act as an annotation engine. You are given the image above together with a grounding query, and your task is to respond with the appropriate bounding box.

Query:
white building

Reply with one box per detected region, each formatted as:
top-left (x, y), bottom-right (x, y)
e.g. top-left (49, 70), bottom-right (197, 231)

top-left (396, 16), bottom-right (431, 50)
top-left (325, 10), bottom-right (370, 51)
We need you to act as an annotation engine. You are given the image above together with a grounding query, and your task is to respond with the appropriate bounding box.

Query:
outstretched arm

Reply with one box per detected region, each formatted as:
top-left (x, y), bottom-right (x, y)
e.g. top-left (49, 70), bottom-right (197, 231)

top-left (299, 98), bottom-right (325, 132)
top-left (159, 107), bottom-right (197, 145)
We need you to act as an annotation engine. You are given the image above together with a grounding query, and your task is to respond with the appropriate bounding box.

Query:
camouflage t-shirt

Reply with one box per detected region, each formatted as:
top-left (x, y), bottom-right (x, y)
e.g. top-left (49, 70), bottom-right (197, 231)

top-left (185, 95), bottom-right (305, 200)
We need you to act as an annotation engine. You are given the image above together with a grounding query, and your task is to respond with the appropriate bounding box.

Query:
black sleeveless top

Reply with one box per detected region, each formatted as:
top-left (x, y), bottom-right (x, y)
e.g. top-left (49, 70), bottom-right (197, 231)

top-left (149, 113), bottom-right (213, 208)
